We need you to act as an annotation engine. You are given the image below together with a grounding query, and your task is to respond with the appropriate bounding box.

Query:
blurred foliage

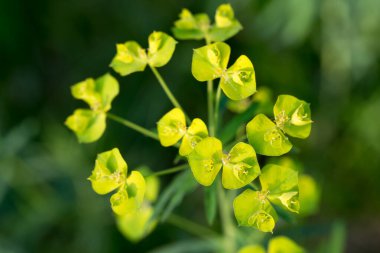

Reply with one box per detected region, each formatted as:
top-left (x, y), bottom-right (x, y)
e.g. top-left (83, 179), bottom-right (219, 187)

top-left (1, 0), bottom-right (380, 252)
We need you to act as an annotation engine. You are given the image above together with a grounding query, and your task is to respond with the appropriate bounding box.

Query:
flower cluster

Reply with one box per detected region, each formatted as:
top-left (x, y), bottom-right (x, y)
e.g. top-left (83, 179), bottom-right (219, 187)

top-left (65, 3), bottom-right (317, 248)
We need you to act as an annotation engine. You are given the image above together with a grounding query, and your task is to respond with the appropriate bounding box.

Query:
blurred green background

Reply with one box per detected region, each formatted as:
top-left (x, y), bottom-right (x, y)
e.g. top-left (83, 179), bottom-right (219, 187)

top-left (1, 0), bottom-right (380, 252)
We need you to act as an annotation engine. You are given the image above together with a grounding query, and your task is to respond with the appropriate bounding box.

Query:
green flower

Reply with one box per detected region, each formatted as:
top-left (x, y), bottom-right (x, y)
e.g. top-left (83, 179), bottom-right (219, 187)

top-left (233, 164), bottom-right (299, 232)
top-left (246, 95), bottom-right (312, 156)
top-left (192, 42), bottom-right (256, 100)
top-left (188, 137), bottom-right (260, 189)
top-left (88, 148), bottom-right (146, 215)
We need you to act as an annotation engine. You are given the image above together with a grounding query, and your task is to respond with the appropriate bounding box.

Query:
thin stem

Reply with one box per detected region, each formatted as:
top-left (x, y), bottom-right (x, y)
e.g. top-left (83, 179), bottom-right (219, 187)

top-left (147, 164), bottom-right (188, 177)
top-left (207, 80), bottom-right (215, 136)
top-left (217, 182), bottom-right (235, 253)
top-left (149, 65), bottom-right (191, 124)
top-left (214, 82), bottom-right (222, 136)
top-left (167, 213), bottom-right (219, 239)
top-left (107, 113), bottom-right (159, 141)
top-left (224, 135), bottom-right (247, 150)
top-left (249, 182), bottom-right (260, 191)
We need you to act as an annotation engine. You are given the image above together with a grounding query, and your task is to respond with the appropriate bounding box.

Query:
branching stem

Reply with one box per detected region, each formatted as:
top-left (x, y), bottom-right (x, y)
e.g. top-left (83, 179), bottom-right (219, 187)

top-left (107, 113), bottom-right (159, 140)
top-left (147, 164), bottom-right (188, 177)
top-left (150, 65), bottom-right (191, 124)
top-left (217, 183), bottom-right (235, 252)
top-left (167, 213), bottom-right (219, 239)
top-left (208, 80), bottom-right (215, 136)
top-left (214, 82), bottom-right (222, 135)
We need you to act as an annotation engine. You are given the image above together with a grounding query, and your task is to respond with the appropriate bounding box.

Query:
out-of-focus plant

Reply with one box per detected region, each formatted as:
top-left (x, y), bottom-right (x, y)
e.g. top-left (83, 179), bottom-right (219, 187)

top-left (65, 3), bottom-right (319, 251)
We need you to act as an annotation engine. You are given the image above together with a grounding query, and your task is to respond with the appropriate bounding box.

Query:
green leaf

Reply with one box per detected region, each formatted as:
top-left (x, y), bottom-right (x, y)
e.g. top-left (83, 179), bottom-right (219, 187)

top-left (268, 236), bottom-right (305, 253)
top-left (260, 164), bottom-right (299, 213)
top-left (88, 148), bottom-right (127, 195)
top-left (222, 142), bottom-right (260, 189)
top-left (238, 245), bottom-right (266, 253)
top-left (116, 203), bottom-right (156, 242)
top-left (274, 95), bottom-right (312, 139)
top-left (246, 114), bottom-right (292, 156)
top-left (110, 171), bottom-right (146, 215)
top-left (221, 104), bottom-right (259, 144)
top-left (110, 41), bottom-right (147, 76)
top-left (147, 31), bottom-right (177, 67)
top-left (157, 108), bottom-right (187, 147)
top-left (71, 73), bottom-right (119, 112)
top-left (233, 189), bottom-right (278, 233)
top-left (179, 118), bottom-right (208, 156)
top-left (209, 4), bottom-right (243, 42)
top-left (316, 221), bottom-right (346, 253)
top-left (222, 87), bottom-right (275, 144)
top-left (192, 42), bottom-right (231, 82)
top-left (204, 180), bottom-right (217, 225)
top-left (299, 174), bottom-right (320, 216)
top-left (65, 109), bottom-right (106, 143)
top-left (150, 170), bottom-right (197, 222)
top-left (188, 137), bottom-right (223, 186)
top-left (172, 9), bottom-right (210, 40)
top-left (221, 55), bottom-right (256, 100)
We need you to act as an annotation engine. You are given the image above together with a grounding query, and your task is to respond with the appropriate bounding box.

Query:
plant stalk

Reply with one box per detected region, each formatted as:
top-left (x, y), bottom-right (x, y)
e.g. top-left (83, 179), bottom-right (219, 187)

top-left (207, 80), bottom-right (215, 136)
top-left (149, 66), bottom-right (191, 123)
top-left (217, 183), bottom-right (235, 253)
top-left (167, 213), bottom-right (220, 239)
top-left (214, 82), bottom-right (222, 136)
top-left (148, 164), bottom-right (188, 177)
top-left (106, 113), bottom-right (159, 141)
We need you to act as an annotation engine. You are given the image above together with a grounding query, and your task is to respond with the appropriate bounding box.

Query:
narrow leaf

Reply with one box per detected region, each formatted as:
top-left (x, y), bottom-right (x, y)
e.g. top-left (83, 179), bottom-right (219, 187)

top-left (204, 180), bottom-right (217, 225)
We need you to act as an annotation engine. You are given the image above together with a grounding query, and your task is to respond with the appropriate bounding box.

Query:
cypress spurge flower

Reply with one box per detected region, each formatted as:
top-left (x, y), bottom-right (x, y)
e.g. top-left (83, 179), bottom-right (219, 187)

top-left (188, 137), bottom-right (260, 189)
top-left (88, 148), bottom-right (146, 215)
top-left (246, 95), bottom-right (312, 156)
top-left (238, 236), bottom-right (305, 253)
top-left (65, 73), bottom-right (119, 143)
top-left (157, 108), bottom-right (208, 156)
top-left (110, 31), bottom-right (177, 76)
top-left (233, 164), bottom-right (299, 233)
top-left (172, 4), bottom-right (242, 42)
top-left (192, 42), bottom-right (256, 100)
top-left (116, 167), bottom-right (159, 242)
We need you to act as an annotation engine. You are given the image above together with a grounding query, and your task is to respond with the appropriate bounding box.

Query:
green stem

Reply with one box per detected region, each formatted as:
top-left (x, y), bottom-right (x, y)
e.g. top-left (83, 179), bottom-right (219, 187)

top-left (208, 80), bottom-right (215, 136)
top-left (147, 164), bottom-right (188, 177)
top-left (167, 213), bottom-right (219, 239)
top-left (224, 135), bottom-right (247, 150)
top-left (149, 66), bottom-right (191, 124)
top-left (106, 113), bottom-right (159, 141)
top-left (249, 182), bottom-right (260, 191)
top-left (217, 182), bottom-right (235, 253)
top-left (214, 82), bottom-right (222, 136)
